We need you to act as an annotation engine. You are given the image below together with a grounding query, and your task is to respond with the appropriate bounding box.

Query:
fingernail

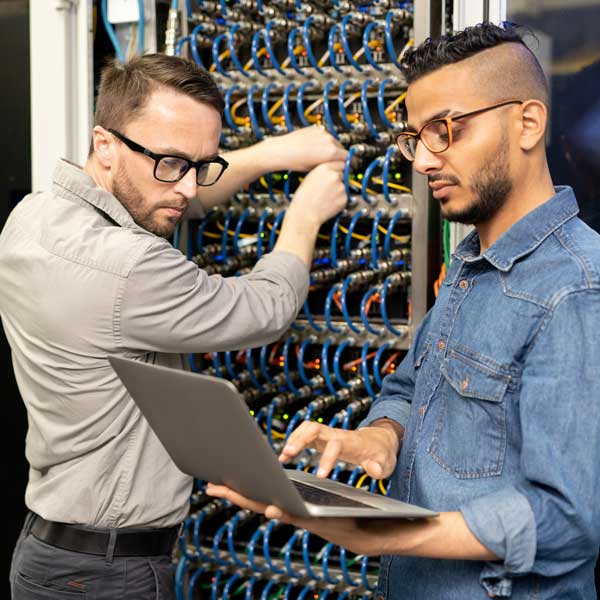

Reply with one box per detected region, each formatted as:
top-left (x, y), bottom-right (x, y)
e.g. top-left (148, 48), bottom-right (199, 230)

top-left (317, 468), bottom-right (326, 478)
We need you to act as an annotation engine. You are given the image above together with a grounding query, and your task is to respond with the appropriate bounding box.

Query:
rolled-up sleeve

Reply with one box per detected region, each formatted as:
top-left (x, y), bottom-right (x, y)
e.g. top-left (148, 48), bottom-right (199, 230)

top-left (116, 240), bottom-right (309, 353)
top-left (461, 289), bottom-right (600, 596)
top-left (358, 310), bottom-right (432, 430)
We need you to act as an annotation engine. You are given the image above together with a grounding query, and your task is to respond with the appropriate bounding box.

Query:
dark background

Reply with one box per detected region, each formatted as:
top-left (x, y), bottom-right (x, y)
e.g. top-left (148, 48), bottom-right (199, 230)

top-left (1, 0), bottom-right (599, 597)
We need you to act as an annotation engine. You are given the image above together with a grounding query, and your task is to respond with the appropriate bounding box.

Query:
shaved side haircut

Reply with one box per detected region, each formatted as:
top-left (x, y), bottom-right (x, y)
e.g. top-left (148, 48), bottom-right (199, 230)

top-left (401, 22), bottom-right (549, 106)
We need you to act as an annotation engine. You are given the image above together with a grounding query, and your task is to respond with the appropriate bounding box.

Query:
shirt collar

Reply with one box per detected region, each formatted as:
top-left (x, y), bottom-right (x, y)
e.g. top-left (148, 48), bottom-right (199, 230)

top-left (51, 159), bottom-right (139, 230)
top-left (453, 186), bottom-right (579, 272)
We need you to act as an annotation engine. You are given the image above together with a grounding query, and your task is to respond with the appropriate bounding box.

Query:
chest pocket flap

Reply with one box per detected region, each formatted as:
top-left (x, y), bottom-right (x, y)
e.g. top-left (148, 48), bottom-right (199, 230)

top-left (440, 351), bottom-right (510, 402)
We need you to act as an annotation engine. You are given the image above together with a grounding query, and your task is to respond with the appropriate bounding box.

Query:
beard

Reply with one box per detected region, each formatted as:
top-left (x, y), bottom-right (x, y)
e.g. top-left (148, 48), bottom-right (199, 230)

top-left (441, 133), bottom-right (513, 225)
top-left (112, 165), bottom-right (180, 238)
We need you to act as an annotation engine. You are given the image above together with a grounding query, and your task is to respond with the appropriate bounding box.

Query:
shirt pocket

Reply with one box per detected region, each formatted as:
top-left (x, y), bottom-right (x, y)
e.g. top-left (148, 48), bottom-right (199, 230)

top-left (427, 349), bottom-right (510, 479)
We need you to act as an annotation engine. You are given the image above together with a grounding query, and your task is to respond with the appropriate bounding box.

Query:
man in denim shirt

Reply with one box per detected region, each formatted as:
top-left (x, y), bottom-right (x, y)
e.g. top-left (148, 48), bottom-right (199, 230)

top-left (208, 22), bottom-right (600, 599)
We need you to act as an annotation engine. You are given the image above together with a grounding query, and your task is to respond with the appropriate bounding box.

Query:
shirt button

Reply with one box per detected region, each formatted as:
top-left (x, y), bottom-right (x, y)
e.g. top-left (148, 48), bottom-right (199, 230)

top-left (437, 340), bottom-right (446, 350)
top-left (459, 279), bottom-right (469, 289)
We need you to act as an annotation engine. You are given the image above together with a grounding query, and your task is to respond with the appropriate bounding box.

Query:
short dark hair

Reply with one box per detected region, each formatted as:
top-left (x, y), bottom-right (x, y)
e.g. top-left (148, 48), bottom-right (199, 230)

top-left (400, 22), bottom-right (548, 103)
top-left (91, 54), bottom-right (224, 154)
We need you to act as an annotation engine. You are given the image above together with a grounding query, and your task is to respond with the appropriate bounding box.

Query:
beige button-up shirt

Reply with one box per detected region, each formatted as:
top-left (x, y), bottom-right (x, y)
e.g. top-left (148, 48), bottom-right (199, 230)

top-left (0, 160), bottom-right (309, 528)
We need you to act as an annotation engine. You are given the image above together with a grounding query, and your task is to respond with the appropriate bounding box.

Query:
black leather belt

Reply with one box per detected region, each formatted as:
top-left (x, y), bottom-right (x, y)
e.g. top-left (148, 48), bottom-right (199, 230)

top-left (30, 513), bottom-right (180, 557)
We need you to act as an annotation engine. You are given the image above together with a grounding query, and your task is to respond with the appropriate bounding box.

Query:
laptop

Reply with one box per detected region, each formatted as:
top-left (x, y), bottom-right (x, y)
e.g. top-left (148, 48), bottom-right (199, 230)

top-left (109, 356), bottom-right (438, 520)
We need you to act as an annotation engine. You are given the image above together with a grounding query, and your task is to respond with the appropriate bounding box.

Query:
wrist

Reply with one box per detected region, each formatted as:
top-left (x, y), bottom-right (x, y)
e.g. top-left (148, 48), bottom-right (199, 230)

top-left (367, 418), bottom-right (404, 454)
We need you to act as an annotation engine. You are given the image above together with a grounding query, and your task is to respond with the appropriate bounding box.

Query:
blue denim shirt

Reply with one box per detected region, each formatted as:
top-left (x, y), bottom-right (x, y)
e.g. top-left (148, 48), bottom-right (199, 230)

top-left (361, 187), bottom-right (600, 599)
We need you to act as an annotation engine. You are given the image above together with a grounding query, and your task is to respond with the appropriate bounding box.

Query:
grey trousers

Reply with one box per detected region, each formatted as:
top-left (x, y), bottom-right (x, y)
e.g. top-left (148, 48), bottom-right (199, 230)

top-left (10, 513), bottom-right (176, 600)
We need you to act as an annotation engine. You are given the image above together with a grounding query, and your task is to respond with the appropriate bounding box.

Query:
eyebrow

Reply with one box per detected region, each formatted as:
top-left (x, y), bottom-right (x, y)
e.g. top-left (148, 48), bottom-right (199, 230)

top-left (407, 108), bottom-right (456, 132)
top-left (154, 147), bottom-right (218, 162)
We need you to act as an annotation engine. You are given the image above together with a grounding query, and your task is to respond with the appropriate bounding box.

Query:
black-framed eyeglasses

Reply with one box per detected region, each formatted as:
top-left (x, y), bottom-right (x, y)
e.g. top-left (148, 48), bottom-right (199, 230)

top-left (396, 100), bottom-right (523, 161)
top-left (108, 129), bottom-right (229, 186)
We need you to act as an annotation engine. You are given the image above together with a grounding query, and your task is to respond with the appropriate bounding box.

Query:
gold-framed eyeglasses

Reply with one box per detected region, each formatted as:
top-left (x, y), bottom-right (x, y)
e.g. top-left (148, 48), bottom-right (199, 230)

top-left (396, 100), bottom-right (523, 161)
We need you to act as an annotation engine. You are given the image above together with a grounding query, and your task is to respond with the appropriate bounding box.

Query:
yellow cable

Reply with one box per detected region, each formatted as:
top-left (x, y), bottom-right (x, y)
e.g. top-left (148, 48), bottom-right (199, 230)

top-left (304, 97), bottom-right (324, 123)
top-left (231, 97), bottom-right (249, 126)
top-left (209, 49), bottom-right (230, 73)
top-left (348, 178), bottom-right (378, 196)
top-left (338, 222), bottom-right (370, 241)
top-left (200, 231), bottom-right (222, 240)
top-left (267, 97), bottom-right (285, 125)
top-left (377, 225), bottom-right (410, 242)
top-left (265, 219), bottom-right (329, 241)
top-left (355, 473), bottom-right (369, 488)
top-left (271, 430), bottom-right (286, 439)
top-left (384, 92), bottom-right (407, 118)
top-left (371, 177), bottom-right (412, 193)
top-left (378, 479), bottom-right (387, 496)
top-left (215, 221), bottom-right (255, 238)
top-left (243, 46), bottom-right (268, 71)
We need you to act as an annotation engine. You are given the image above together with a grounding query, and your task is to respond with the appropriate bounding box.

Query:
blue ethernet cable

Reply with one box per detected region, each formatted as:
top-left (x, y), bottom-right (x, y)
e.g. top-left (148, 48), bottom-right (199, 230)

top-left (187, 352), bottom-right (198, 372)
top-left (330, 214), bottom-right (342, 268)
top-left (265, 172), bottom-right (278, 204)
top-left (303, 299), bottom-right (324, 332)
top-left (175, 35), bottom-right (192, 57)
top-left (283, 170), bottom-right (293, 201)
top-left (360, 79), bottom-right (380, 138)
top-left (247, 85), bottom-right (264, 140)
top-left (225, 350), bottom-right (238, 379)
top-left (362, 21), bottom-right (384, 71)
top-left (297, 80), bottom-right (318, 127)
top-left (373, 342), bottom-right (390, 387)
top-left (212, 521), bottom-right (232, 566)
top-left (178, 516), bottom-right (198, 560)
top-left (381, 275), bottom-right (403, 336)
top-left (285, 402), bottom-right (314, 441)
top-left (244, 576), bottom-right (259, 600)
top-left (338, 80), bottom-right (359, 130)
top-left (361, 555), bottom-right (376, 590)
top-left (212, 352), bottom-right (224, 378)
top-left (222, 572), bottom-right (242, 600)
top-left (319, 589), bottom-right (331, 599)
top-left (219, 0), bottom-right (228, 15)
top-left (341, 404), bottom-right (353, 429)
top-left (384, 11), bottom-right (402, 68)
top-left (174, 555), bottom-right (188, 600)
top-left (259, 344), bottom-right (273, 382)
top-left (282, 583), bottom-right (294, 600)
top-left (136, 0), bottom-right (145, 53)
top-left (302, 16), bottom-right (324, 74)
top-left (338, 592), bottom-right (351, 600)
top-left (226, 511), bottom-right (250, 568)
top-left (327, 413), bottom-right (341, 428)
top-left (343, 146), bottom-right (358, 206)
top-left (212, 33), bottom-right (232, 78)
top-left (221, 208), bottom-right (233, 260)
top-left (283, 83), bottom-right (296, 131)
top-left (361, 342), bottom-right (376, 398)
top-left (287, 28), bottom-right (307, 76)
top-left (256, 209), bottom-right (269, 259)
top-left (189, 24), bottom-right (206, 67)
top-left (185, 0), bottom-right (193, 15)
top-left (301, 530), bottom-right (322, 581)
top-left (297, 337), bottom-right (315, 386)
top-left (196, 208), bottom-right (215, 252)
top-left (246, 348), bottom-right (263, 391)
top-left (322, 543), bottom-right (341, 584)
top-left (297, 584), bottom-right (314, 600)
top-left (322, 80), bottom-right (339, 140)
top-left (228, 24), bottom-right (250, 77)
top-left (324, 285), bottom-right (342, 334)
top-left (384, 209), bottom-right (404, 257)
top-left (247, 526), bottom-right (268, 573)
top-left (361, 156), bottom-right (382, 205)
top-left (233, 208), bottom-right (250, 255)
top-left (260, 581), bottom-right (278, 600)
top-left (377, 78), bottom-right (397, 129)
top-left (268, 209), bottom-right (285, 250)
top-left (266, 401), bottom-right (277, 447)
top-left (360, 287), bottom-right (384, 335)
top-left (101, 0), bottom-right (125, 62)
top-left (321, 338), bottom-right (338, 396)
top-left (381, 145), bottom-right (397, 204)
top-left (283, 530), bottom-right (305, 578)
top-left (347, 465), bottom-right (362, 485)
top-left (173, 223), bottom-right (181, 249)
top-left (211, 569), bottom-right (225, 600)
top-left (263, 520), bottom-right (286, 574)
top-left (188, 567), bottom-right (207, 599)
top-left (339, 547), bottom-right (359, 586)
top-left (186, 221), bottom-right (193, 260)
top-left (345, 208), bottom-right (365, 255)
top-left (340, 14), bottom-right (363, 72)
top-left (261, 83), bottom-right (281, 134)
top-left (263, 22), bottom-right (286, 74)
top-left (370, 210), bottom-right (383, 269)
top-left (224, 85), bottom-right (242, 132)
top-left (283, 337), bottom-right (301, 396)
top-left (192, 511), bottom-right (212, 561)
top-left (341, 276), bottom-right (362, 333)
top-left (327, 24), bottom-right (345, 73)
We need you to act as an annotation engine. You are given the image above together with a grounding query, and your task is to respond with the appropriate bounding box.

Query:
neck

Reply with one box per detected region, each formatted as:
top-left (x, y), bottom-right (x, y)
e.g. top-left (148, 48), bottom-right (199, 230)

top-left (476, 165), bottom-right (555, 253)
top-left (84, 155), bottom-right (113, 194)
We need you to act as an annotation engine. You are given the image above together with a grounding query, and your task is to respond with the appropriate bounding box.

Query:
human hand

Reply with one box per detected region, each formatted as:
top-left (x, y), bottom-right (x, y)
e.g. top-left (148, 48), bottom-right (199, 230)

top-left (279, 421), bottom-right (401, 479)
top-left (262, 125), bottom-right (348, 172)
top-left (286, 160), bottom-right (347, 229)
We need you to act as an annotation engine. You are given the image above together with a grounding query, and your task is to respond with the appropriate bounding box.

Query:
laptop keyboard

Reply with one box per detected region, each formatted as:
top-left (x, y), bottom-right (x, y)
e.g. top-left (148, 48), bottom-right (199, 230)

top-left (292, 480), bottom-right (374, 508)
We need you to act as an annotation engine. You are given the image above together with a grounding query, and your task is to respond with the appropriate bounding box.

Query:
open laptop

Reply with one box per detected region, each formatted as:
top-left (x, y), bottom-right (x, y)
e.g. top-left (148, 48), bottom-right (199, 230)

top-left (109, 356), bottom-right (438, 519)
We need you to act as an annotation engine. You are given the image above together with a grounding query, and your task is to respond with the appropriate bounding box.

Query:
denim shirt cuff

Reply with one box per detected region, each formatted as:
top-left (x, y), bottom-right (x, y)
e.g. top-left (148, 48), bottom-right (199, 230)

top-left (461, 487), bottom-right (537, 597)
top-left (357, 400), bottom-right (411, 430)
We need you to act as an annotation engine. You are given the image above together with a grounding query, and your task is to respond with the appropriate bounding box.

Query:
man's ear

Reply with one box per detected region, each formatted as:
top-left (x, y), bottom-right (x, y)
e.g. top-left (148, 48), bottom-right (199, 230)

top-left (518, 100), bottom-right (548, 151)
top-left (91, 126), bottom-right (114, 167)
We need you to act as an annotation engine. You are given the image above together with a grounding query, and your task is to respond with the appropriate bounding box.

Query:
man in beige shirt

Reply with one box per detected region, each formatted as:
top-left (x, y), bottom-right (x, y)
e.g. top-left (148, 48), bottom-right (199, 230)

top-left (2, 53), bottom-right (347, 599)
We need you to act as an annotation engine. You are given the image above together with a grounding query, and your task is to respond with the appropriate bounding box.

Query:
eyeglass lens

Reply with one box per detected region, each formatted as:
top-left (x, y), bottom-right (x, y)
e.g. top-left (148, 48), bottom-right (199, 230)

top-left (398, 120), bottom-right (451, 161)
top-left (155, 157), bottom-right (222, 186)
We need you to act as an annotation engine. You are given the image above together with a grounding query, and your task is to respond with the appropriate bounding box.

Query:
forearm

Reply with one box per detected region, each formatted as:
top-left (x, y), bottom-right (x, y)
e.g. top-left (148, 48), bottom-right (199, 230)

top-left (366, 511), bottom-right (498, 561)
top-left (272, 206), bottom-right (319, 269)
top-left (197, 139), bottom-right (282, 209)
